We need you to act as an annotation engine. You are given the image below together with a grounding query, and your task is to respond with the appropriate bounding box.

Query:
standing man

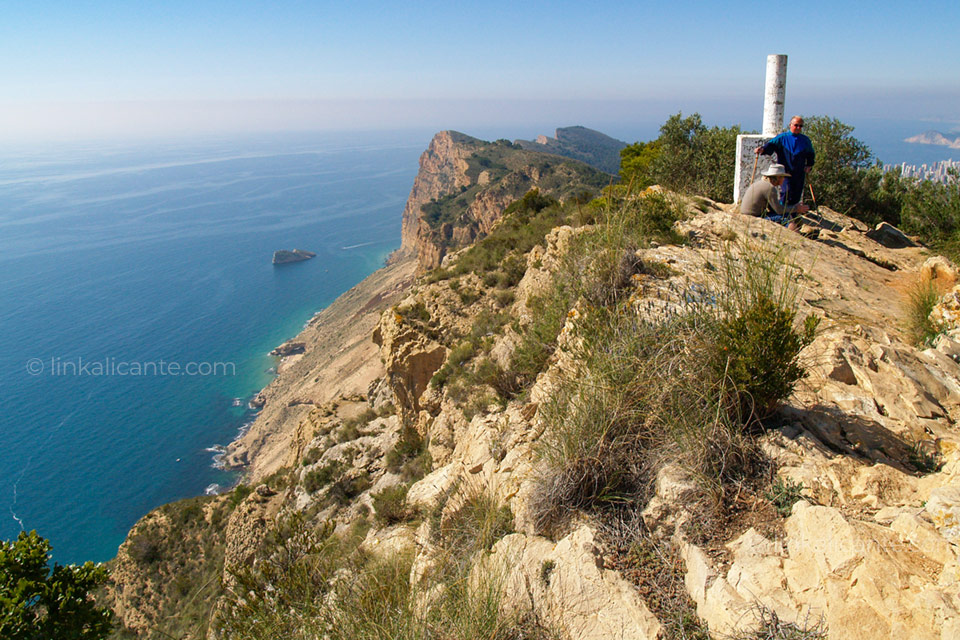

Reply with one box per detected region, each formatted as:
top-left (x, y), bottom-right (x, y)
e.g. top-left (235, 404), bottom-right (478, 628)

top-left (754, 115), bottom-right (815, 211)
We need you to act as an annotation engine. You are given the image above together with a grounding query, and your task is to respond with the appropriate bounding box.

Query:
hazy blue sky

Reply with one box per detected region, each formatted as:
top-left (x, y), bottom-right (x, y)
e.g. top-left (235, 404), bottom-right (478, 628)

top-left (2, 0), bottom-right (958, 141)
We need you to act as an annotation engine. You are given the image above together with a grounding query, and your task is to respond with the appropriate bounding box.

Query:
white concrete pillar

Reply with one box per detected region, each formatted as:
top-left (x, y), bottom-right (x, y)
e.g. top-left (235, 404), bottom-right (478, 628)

top-left (734, 54), bottom-right (787, 203)
top-left (762, 54), bottom-right (787, 137)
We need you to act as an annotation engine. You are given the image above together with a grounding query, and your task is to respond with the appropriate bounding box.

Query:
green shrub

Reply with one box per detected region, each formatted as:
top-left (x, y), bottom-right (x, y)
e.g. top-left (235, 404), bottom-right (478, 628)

top-left (303, 462), bottom-right (343, 494)
top-left (431, 340), bottom-right (478, 389)
top-left (0, 531), bottom-right (113, 640)
top-left (372, 484), bottom-right (410, 525)
top-left (328, 472), bottom-right (372, 506)
top-left (715, 294), bottom-right (817, 423)
top-left (765, 477), bottom-right (806, 517)
top-left (338, 407), bottom-right (378, 443)
top-left (900, 173), bottom-right (960, 259)
top-left (396, 301), bottom-right (431, 323)
top-left (711, 243), bottom-right (818, 424)
top-left (457, 287), bottom-right (481, 305)
top-left (493, 290), bottom-right (515, 307)
top-left (302, 447), bottom-right (322, 466)
top-left (470, 310), bottom-right (509, 340)
top-left (229, 483), bottom-right (253, 507)
top-left (128, 529), bottom-right (164, 565)
top-left (803, 115), bottom-right (873, 216)
top-left (622, 112), bottom-right (742, 202)
top-left (385, 426), bottom-right (432, 483)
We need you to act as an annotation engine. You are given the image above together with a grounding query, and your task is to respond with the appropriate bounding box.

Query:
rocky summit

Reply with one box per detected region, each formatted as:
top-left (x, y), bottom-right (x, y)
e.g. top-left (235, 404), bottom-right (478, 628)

top-left (107, 131), bottom-right (960, 640)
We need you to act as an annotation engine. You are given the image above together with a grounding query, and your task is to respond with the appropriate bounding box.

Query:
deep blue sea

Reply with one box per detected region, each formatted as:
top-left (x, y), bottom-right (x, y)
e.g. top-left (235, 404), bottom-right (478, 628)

top-left (0, 130), bottom-right (426, 564)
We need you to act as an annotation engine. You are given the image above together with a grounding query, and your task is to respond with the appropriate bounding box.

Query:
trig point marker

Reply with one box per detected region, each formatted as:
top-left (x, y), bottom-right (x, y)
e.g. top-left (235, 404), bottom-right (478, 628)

top-left (734, 54), bottom-right (787, 203)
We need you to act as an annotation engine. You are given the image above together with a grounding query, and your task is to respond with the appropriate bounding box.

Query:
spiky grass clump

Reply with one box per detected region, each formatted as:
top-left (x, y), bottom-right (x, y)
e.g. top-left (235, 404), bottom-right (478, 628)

top-left (905, 276), bottom-right (947, 347)
top-left (530, 234), bottom-right (814, 534)
top-left (218, 508), bottom-right (545, 640)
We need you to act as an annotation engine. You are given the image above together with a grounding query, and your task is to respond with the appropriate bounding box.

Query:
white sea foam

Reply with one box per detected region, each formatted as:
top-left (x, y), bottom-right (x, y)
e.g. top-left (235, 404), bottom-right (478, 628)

top-left (204, 483), bottom-right (222, 496)
top-left (236, 419), bottom-right (255, 438)
top-left (341, 240), bottom-right (377, 250)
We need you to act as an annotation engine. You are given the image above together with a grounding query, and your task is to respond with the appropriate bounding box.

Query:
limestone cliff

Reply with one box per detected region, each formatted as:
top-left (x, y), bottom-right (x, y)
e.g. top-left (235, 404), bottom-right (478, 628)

top-left (398, 131), bottom-right (478, 259)
top-left (398, 130), bottom-right (612, 272)
top-left (110, 131), bottom-right (960, 640)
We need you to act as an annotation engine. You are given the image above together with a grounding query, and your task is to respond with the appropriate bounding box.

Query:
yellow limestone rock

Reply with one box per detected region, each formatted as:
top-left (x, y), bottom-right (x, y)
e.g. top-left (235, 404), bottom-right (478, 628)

top-left (484, 527), bottom-right (662, 640)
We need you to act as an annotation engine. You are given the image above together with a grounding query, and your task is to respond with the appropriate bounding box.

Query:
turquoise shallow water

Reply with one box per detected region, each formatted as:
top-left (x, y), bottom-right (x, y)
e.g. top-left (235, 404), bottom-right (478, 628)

top-left (0, 130), bottom-right (427, 563)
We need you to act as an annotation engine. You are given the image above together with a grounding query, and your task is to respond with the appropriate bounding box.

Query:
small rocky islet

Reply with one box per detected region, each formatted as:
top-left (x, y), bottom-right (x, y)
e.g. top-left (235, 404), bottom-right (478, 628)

top-left (272, 248), bottom-right (316, 265)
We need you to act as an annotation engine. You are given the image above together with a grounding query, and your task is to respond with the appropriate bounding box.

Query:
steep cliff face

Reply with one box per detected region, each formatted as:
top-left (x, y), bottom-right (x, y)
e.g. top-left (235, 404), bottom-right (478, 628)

top-left (398, 131), bottom-right (478, 258)
top-left (399, 130), bottom-right (612, 272)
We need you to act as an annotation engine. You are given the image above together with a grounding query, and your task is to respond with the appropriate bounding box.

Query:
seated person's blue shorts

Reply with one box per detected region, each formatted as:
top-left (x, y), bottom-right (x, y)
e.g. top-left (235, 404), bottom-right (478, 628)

top-left (764, 213), bottom-right (793, 226)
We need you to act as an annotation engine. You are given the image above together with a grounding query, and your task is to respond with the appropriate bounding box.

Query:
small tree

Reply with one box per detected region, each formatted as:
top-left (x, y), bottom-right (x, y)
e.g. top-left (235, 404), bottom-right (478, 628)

top-left (619, 139), bottom-right (662, 188)
top-left (900, 168), bottom-right (960, 257)
top-left (621, 113), bottom-right (741, 202)
top-left (0, 531), bottom-right (113, 640)
top-left (803, 115), bottom-right (873, 215)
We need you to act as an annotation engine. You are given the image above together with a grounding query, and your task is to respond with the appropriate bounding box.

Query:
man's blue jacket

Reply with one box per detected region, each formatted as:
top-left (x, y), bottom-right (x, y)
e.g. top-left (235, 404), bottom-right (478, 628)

top-left (761, 132), bottom-right (815, 205)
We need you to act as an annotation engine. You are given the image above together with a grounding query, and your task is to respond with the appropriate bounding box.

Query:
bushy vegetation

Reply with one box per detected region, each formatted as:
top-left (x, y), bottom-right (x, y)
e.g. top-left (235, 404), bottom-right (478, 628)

top-left (0, 530), bottom-right (113, 640)
top-left (899, 171), bottom-right (960, 258)
top-left (764, 477), bottom-right (806, 517)
top-left (529, 230), bottom-right (814, 533)
top-left (510, 189), bottom-right (690, 391)
top-left (385, 425), bottom-right (432, 483)
top-left (905, 276), bottom-right (948, 347)
top-left (620, 112), bottom-right (743, 202)
top-left (372, 484), bottom-right (410, 525)
top-left (218, 504), bottom-right (542, 640)
top-left (711, 247), bottom-right (819, 423)
top-left (112, 491), bottom-right (247, 639)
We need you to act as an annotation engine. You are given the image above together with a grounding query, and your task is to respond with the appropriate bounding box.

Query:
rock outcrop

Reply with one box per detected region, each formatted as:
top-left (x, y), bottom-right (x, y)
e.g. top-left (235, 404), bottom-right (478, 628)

top-left (272, 248), bottom-right (316, 264)
top-left (399, 131), bottom-right (478, 259)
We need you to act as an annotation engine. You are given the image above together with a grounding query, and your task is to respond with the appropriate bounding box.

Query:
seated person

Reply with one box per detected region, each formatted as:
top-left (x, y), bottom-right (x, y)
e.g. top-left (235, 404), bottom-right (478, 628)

top-left (740, 163), bottom-right (809, 226)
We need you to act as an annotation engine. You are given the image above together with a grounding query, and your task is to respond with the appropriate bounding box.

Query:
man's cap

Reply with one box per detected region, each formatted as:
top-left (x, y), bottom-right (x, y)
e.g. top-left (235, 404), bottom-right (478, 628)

top-left (762, 163), bottom-right (791, 178)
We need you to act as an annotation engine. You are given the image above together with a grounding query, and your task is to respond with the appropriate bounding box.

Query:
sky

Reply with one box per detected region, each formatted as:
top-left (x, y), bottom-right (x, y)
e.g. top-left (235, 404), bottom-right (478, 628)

top-left (1, 0), bottom-right (958, 142)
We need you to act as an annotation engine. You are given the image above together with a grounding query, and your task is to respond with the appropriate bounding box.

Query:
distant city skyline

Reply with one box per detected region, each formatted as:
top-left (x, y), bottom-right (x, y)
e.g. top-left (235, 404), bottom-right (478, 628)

top-left (1, 1), bottom-right (958, 141)
top-left (884, 159), bottom-right (959, 184)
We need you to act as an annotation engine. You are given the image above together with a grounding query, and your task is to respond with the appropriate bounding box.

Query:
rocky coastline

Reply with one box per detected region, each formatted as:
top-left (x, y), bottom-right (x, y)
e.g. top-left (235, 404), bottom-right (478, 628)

top-left (108, 129), bottom-right (960, 640)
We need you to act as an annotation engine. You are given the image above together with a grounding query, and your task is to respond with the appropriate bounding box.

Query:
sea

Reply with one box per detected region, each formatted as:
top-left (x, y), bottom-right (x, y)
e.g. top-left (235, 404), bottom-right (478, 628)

top-left (0, 130), bottom-right (426, 564)
top-left (0, 117), bottom-right (954, 566)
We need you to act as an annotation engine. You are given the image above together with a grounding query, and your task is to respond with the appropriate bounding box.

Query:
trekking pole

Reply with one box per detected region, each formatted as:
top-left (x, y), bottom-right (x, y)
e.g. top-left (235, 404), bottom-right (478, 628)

top-left (807, 182), bottom-right (823, 226)
top-left (749, 149), bottom-right (760, 184)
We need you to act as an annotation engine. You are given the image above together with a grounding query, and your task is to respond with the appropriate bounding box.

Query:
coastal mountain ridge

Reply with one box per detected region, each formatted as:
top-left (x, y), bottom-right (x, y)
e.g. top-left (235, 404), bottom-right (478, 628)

top-left (514, 125), bottom-right (628, 175)
top-left (905, 129), bottom-right (960, 149)
top-left (106, 128), bottom-right (960, 640)
top-left (397, 129), bottom-right (614, 272)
